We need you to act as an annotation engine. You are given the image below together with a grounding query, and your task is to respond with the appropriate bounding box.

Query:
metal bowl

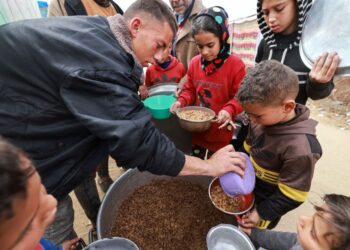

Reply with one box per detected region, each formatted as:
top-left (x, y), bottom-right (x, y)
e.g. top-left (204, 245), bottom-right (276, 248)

top-left (207, 224), bottom-right (255, 250)
top-left (209, 177), bottom-right (255, 216)
top-left (148, 83), bottom-right (178, 96)
top-left (84, 237), bottom-right (139, 250)
top-left (300, 0), bottom-right (350, 76)
top-left (176, 106), bottom-right (216, 132)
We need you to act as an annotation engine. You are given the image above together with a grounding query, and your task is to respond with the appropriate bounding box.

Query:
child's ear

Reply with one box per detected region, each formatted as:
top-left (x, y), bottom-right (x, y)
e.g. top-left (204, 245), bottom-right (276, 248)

top-left (128, 17), bottom-right (142, 38)
top-left (282, 99), bottom-right (296, 113)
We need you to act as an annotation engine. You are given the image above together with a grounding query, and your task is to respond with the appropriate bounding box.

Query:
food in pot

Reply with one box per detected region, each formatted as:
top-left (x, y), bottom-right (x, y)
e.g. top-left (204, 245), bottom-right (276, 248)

top-left (178, 109), bottom-right (214, 121)
top-left (110, 180), bottom-right (233, 249)
top-left (210, 185), bottom-right (241, 213)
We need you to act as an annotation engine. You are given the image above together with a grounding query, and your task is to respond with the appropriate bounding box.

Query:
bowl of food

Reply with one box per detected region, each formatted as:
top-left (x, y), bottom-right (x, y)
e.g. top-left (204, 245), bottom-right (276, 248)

top-left (207, 224), bottom-right (255, 250)
top-left (208, 177), bottom-right (254, 216)
top-left (143, 94), bottom-right (176, 120)
top-left (176, 106), bottom-right (216, 132)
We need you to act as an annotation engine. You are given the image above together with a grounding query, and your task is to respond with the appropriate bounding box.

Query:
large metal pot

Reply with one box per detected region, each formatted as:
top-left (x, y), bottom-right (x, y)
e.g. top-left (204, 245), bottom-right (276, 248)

top-left (300, 0), bottom-right (350, 76)
top-left (97, 169), bottom-right (217, 239)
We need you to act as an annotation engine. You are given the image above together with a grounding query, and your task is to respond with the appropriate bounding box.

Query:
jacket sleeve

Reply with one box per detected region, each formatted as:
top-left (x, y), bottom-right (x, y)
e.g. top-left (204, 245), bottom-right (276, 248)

top-left (256, 154), bottom-right (316, 226)
top-left (250, 228), bottom-right (299, 250)
top-left (222, 65), bottom-right (245, 117)
top-left (306, 76), bottom-right (334, 100)
top-left (177, 62), bottom-right (196, 107)
top-left (60, 70), bottom-right (185, 176)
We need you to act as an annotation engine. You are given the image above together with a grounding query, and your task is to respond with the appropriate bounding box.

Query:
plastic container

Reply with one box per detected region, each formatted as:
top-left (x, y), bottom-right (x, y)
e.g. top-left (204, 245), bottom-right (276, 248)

top-left (219, 152), bottom-right (256, 197)
top-left (143, 94), bottom-right (175, 119)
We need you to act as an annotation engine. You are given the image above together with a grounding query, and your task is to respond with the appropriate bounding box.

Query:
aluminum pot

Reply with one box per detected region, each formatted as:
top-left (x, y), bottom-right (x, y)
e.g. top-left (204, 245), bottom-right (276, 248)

top-left (176, 106), bottom-right (216, 132)
top-left (97, 169), bottom-right (226, 239)
top-left (148, 83), bottom-right (177, 96)
top-left (84, 237), bottom-right (139, 250)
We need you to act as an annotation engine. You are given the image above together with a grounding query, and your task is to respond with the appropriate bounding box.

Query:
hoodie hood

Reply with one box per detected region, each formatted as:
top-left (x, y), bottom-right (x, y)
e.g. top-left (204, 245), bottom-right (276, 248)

top-left (264, 104), bottom-right (317, 135)
top-left (257, 0), bottom-right (313, 50)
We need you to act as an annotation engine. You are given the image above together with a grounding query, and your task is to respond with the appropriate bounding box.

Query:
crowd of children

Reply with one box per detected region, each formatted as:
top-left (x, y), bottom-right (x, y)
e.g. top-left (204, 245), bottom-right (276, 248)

top-left (0, 0), bottom-right (349, 249)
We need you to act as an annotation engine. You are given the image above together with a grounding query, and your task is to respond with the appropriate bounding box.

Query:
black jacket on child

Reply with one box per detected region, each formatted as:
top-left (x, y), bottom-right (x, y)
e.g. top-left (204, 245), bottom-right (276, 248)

top-left (256, 0), bottom-right (334, 105)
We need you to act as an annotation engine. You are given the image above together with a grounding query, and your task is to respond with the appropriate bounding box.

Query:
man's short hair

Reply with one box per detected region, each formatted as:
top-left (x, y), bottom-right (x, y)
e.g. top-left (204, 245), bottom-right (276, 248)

top-left (0, 138), bottom-right (30, 221)
top-left (236, 60), bottom-right (299, 106)
top-left (124, 0), bottom-right (178, 36)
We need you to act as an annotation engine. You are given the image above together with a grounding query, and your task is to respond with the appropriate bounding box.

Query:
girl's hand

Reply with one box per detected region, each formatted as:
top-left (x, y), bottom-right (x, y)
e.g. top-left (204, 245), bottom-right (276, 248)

top-left (239, 208), bottom-right (261, 228)
top-left (61, 237), bottom-right (80, 250)
top-left (216, 110), bottom-right (232, 129)
top-left (170, 101), bottom-right (181, 113)
top-left (309, 52), bottom-right (340, 84)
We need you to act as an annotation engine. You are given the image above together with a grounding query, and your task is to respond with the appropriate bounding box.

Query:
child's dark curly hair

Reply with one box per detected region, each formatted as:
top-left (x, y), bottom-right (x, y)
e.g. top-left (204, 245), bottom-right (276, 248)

top-left (315, 194), bottom-right (350, 250)
top-left (0, 138), bottom-right (31, 221)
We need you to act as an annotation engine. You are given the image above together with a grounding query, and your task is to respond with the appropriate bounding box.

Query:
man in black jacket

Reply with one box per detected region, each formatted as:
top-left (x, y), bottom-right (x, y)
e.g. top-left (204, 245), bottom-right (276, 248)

top-left (0, 0), bottom-right (246, 244)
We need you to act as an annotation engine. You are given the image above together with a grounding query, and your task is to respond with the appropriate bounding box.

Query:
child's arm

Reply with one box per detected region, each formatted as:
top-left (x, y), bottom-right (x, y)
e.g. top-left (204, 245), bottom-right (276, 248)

top-left (246, 228), bottom-right (299, 250)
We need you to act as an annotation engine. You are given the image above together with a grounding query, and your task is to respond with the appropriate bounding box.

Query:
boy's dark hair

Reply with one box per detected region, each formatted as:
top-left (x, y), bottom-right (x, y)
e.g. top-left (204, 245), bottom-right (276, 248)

top-left (0, 138), bottom-right (30, 221)
top-left (191, 15), bottom-right (222, 38)
top-left (124, 0), bottom-right (178, 37)
top-left (316, 194), bottom-right (350, 250)
top-left (236, 60), bottom-right (299, 106)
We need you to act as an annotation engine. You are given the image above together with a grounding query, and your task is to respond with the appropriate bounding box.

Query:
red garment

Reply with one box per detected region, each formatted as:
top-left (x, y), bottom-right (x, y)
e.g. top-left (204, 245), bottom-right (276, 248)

top-left (177, 54), bottom-right (245, 151)
top-left (145, 56), bottom-right (186, 87)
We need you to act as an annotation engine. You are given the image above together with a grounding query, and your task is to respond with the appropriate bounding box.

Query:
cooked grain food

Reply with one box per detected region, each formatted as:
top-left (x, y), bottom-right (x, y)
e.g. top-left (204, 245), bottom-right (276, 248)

top-left (211, 185), bottom-right (241, 213)
top-left (178, 109), bottom-right (214, 121)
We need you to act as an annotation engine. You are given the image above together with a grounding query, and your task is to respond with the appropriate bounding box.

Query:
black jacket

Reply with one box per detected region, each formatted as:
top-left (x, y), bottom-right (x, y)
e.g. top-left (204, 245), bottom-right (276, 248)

top-left (64, 0), bottom-right (124, 16)
top-left (0, 16), bottom-right (184, 199)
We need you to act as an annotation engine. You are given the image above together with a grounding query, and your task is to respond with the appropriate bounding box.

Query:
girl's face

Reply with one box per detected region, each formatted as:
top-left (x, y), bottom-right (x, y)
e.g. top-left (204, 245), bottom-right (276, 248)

top-left (194, 31), bottom-right (221, 62)
top-left (297, 205), bottom-right (341, 250)
top-left (261, 0), bottom-right (298, 35)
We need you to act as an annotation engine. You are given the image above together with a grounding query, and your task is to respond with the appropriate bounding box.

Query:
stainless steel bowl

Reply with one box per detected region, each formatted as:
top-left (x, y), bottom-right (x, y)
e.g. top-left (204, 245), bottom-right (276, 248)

top-left (148, 83), bottom-right (177, 96)
top-left (300, 0), bottom-right (350, 76)
top-left (176, 106), bottom-right (216, 132)
top-left (84, 237), bottom-right (139, 250)
top-left (207, 224), bottom-right (255, 250)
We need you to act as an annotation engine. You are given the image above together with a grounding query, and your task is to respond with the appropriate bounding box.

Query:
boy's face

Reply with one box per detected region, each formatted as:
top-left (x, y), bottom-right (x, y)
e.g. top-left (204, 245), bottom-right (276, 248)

top-left (242, 101), bottom-right (295, 126)
top-left (297, 205), bottom-right (341, 250)
top-left (261, 0), bottom-right (298, 35)
top-left (0, 157), bottom-right (57, 250)
top-left (130, 16), bottom-right (174, 67)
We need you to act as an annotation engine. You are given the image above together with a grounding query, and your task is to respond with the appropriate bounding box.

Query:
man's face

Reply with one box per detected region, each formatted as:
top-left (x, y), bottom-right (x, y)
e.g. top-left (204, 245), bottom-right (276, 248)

top-left (169, 0), bottom-right (191, 15)
top-left (131, 17), bottom-right (174, 67)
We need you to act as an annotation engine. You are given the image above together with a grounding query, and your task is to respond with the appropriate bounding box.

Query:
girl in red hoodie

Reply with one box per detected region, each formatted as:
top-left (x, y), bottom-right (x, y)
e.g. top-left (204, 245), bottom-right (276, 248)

top-left (171, 6), bottom-right (245, 158)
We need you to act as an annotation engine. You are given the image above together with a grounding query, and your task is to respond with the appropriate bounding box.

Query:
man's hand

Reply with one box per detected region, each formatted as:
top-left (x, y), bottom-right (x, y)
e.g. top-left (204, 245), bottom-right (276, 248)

top-left (62, 237), bottom-right (80, 250)
top-left (239, 208), bottom-right (261, 228)
top-left (309, 52), bottom-right (340, 84)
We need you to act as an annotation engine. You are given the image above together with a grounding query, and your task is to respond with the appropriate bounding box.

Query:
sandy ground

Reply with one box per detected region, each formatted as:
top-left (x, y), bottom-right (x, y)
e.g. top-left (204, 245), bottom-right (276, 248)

top-left (70, 100), bottom-right (350, 243)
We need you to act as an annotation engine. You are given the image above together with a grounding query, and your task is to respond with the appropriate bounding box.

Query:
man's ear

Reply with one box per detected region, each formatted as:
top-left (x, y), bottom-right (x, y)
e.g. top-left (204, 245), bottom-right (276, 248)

top-left (128, 17), bottom-right (142, 38)
top-left (283, 99), bottom-right (296, 113)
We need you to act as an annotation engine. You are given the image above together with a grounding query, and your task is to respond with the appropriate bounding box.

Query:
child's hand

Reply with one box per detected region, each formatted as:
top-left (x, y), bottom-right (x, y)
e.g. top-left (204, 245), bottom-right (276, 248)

top-left (139, 85), bottom-right (149, 100)
top-left (309, 52), bottom-right (340, 84)
top-left (239, 208), bottom-right (261, 228)
top-left (170, 101), bottom-right (181, 113)
top-left (216, 110), bottom-right (232, 129)
top-left (61, 237), bottom-right (80, 250)
top-left (238, 225), bottom-right (252, 236)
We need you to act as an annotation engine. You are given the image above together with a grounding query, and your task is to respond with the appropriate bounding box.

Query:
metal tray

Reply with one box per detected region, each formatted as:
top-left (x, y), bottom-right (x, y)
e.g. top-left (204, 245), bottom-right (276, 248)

top-left (300, 0), bottom-right (350, 76)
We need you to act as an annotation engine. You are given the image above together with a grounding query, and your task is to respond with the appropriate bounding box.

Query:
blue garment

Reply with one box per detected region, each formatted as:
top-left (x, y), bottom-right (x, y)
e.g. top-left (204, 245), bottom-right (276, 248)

top-left (39, 238), bottom-right (62, 250)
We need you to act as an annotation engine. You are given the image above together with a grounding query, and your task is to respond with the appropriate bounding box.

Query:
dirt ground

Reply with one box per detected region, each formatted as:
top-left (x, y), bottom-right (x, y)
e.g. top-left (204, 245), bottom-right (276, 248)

top-left (71, 79), bottom-right (350, 243)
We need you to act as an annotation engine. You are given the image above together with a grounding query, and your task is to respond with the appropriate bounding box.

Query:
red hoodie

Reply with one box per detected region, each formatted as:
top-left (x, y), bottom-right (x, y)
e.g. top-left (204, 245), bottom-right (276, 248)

top-left (177, 54), bottom-right (245, 151)
top-left (145, 55), bottom-right (186, 87)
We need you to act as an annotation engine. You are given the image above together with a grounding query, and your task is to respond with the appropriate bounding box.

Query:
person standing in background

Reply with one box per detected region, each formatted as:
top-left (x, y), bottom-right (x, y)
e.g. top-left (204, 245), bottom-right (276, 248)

top-left (169, 0), bottom-right (205, 91)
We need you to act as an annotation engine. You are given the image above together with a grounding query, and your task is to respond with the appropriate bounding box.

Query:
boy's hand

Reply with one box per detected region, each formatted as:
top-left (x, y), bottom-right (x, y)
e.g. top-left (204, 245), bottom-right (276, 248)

top-left (62, 237), bottom-right (80, 250)
top-left (139, 85), bottom-right (149, 100)
top-left (239, 208), bottom-right (261, 228)
top-left (170, 101), bottom-right (181, 113)
top-left (216, 110), bottom-right (232, 129)
top-left (309, 52), bottom-right (340, 84)
top-left (238, 225), bottom-right (252, 236)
